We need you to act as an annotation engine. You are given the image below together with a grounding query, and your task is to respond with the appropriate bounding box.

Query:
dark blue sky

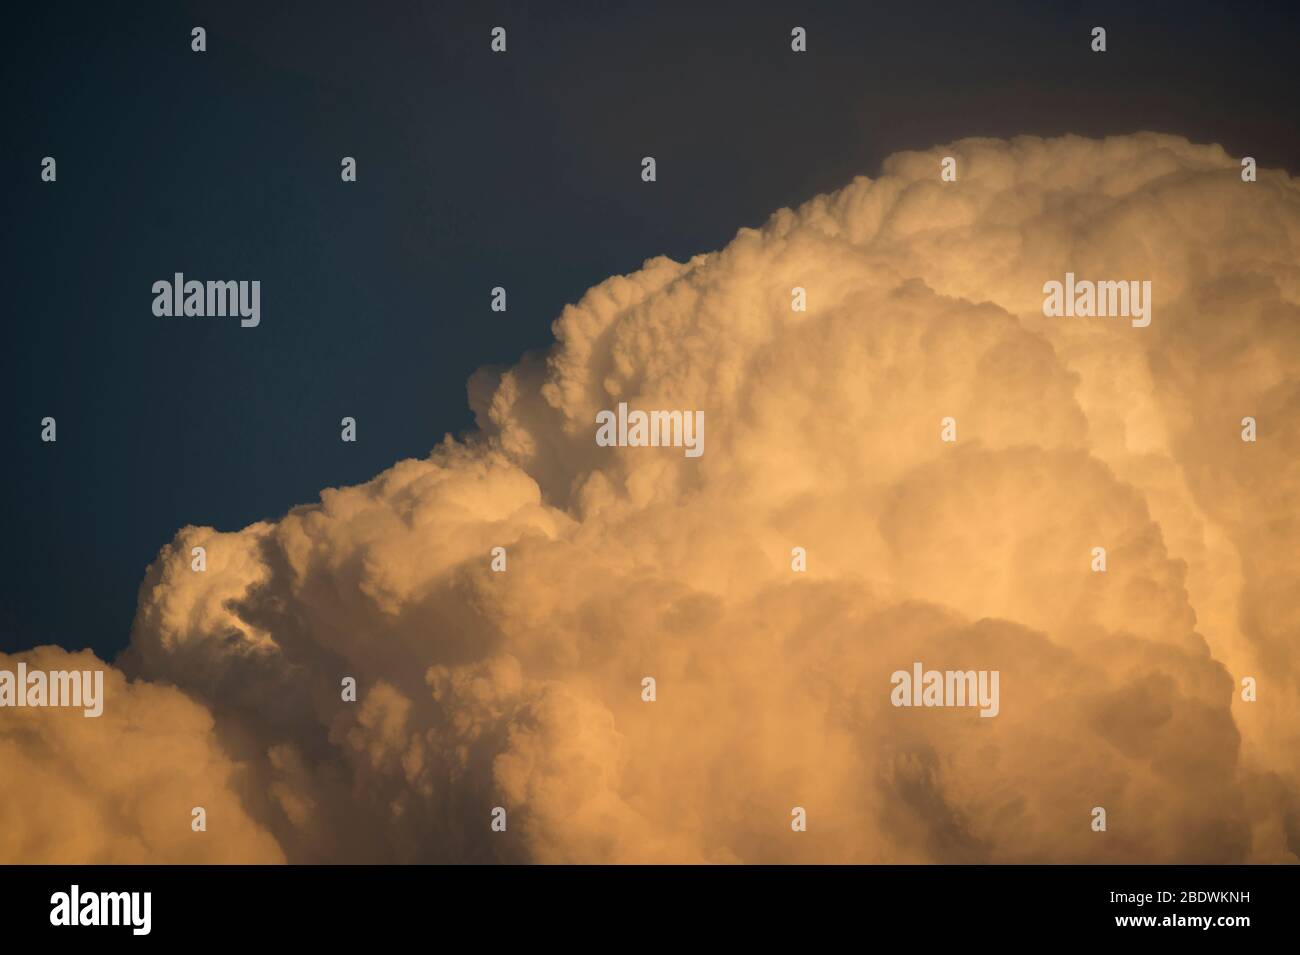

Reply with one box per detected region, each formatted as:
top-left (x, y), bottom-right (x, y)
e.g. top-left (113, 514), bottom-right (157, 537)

top-left (3, 0), bottom-right (1298, 660)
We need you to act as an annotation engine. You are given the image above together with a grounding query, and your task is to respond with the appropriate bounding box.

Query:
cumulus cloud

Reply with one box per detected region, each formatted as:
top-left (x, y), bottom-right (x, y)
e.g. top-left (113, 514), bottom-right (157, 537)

top-left (9, 132), bottom-right (1300, 863)
top-left (0, 646), bottom-right (283, 863)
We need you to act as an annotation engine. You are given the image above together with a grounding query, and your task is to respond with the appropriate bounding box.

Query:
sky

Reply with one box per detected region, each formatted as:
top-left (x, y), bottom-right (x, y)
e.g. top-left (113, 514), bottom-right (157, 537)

top-left (4, 0), bottom-right (1299, 659)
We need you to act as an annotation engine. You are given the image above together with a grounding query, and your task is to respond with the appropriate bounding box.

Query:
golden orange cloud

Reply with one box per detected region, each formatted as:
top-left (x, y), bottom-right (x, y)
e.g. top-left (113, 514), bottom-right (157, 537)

top-left (5, 133), bottom-right (1298, 863)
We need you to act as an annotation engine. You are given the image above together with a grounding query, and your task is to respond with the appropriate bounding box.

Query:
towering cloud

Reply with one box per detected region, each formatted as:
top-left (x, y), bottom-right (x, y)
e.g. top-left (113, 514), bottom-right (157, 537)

top-left (6, 133), bottom-right (1298, 862)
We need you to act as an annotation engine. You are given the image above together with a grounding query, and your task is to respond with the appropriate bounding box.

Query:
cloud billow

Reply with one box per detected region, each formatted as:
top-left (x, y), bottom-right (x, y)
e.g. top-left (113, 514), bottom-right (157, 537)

top-left (8, 132), bottom-right (1297, 863)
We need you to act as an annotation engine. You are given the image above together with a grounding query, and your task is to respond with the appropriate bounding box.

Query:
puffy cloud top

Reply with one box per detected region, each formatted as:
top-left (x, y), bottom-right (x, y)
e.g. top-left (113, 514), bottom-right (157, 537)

top-left (7, 133), bottom-right (1299, 862)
